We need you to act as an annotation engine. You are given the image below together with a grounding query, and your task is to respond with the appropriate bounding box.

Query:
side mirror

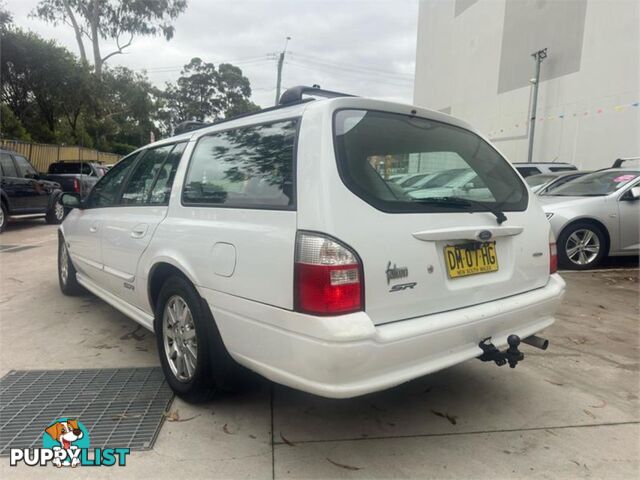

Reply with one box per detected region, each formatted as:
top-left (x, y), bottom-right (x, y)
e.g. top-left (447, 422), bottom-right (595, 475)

top-left (61, 192), bottom-right (83, 209)
top-left (623, 186), bottom-right (640, 201)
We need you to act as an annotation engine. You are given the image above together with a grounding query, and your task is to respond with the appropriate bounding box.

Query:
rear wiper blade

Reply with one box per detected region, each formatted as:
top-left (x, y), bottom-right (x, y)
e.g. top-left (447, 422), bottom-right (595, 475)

top-left (412, 196), bottom-right (507, 225)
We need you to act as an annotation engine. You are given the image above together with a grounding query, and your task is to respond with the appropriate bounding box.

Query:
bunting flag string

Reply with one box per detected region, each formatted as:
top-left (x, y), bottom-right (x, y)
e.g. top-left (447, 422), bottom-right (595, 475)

top-left (488, 100), bottom-right (639, 137)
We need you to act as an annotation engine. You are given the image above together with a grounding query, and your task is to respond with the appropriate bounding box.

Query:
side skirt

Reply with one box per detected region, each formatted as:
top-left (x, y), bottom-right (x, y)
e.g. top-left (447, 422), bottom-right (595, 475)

top-left (76, 272), bottom-right (155, 331)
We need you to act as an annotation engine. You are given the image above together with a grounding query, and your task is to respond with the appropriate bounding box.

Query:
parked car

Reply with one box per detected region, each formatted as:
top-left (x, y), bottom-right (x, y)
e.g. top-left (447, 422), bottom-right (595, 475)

top-left (408, 168), bottom-right (492, 200)
top-left (539, 168), bottom-right (640, 269)
top-left (525, 171), bottom-right (590, 195)
top-left (397, 172), bottom-right (431, 188)
top-left (58, 85), bottom-right (565, 400)
top-left (42, 161), bottom-right (108, 198)
top-left (513, 162), bottom-right (577, 178)
top-left (0, 149), bottom-right (65, 233)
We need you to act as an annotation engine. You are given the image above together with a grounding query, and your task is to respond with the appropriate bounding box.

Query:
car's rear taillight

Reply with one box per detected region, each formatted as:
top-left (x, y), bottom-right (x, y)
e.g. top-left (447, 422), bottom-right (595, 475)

top-left (294, 232), bottom-right (363, 315)
top-left (73, 178), bottom-right (80, 193)
top-left (549, 230), bottom-right (558, 274)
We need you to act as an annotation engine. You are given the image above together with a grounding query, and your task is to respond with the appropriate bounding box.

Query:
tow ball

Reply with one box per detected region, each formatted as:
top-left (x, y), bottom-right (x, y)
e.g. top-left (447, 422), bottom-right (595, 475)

top-left (477, 334), bottom-right (525, 368)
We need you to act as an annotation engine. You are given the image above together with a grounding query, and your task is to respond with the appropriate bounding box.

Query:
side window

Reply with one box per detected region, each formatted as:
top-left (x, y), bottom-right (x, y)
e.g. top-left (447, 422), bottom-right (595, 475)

top-left (120, 145), bottom-right (173, 206)
top-left (183, 120), bottom-right (297, 208)
top-left (13, 155), bottom-right (38, 178)
top-left (86, 153), bottom-right (139, 208)
top-left (516, 167), bottom-right (541, 178)
top-left (149, 142), bottom-right (187, 205)
top-left (0, 153), bottom-right (18, 177)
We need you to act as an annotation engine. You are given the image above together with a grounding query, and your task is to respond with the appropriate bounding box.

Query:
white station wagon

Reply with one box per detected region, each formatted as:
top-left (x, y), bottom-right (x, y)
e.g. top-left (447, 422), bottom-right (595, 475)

top-left (58, 86), bottom-right (565, 400)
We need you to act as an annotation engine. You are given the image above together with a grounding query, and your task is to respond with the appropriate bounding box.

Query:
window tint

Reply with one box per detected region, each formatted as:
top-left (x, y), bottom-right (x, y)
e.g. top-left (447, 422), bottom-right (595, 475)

top-left (0, 153), bottom-right (17, 177)
top-left (149, 142), bottom-right (186, 205)
top-left (183, 120), bottom-right (297, 208)
top-left (121, 145), bottom-right (173, 205)
top-left (334, 110), bottom-right (527, 213)
top-left (515, 167), bottom-right (541, 178)
top-left (86, 153), bottom-right (139, 208)
top-left (48, 162), bottom-right (93, 175)
top-left (13, 155), bottom-right (37, 178)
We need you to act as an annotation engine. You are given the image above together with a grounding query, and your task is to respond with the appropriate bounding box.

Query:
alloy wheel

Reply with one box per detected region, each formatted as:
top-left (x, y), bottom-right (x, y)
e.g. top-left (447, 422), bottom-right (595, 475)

top-left (163, 295), bottom-right (198, 382)
top-left (54, 201), bottom-right (65, 221)
top-left (565, 228), bottom-right (600, 266)
top-left (60, 243), bottom-right (69, 285)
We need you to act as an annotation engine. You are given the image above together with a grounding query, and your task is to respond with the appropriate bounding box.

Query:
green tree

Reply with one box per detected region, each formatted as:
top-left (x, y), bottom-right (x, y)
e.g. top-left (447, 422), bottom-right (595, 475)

top-left (0, 103), bottom-right (30, 141)
top-left (33, 0), bottom-right (187, 77)
top-left (1, 28), bottom-right (91, 142)
top-left (163, 57), bottom-right (259, 129)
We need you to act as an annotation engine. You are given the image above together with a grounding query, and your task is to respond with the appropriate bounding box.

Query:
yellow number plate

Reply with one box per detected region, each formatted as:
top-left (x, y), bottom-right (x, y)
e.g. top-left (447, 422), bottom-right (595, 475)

top-left (444, 242), bottom-right (499, 278)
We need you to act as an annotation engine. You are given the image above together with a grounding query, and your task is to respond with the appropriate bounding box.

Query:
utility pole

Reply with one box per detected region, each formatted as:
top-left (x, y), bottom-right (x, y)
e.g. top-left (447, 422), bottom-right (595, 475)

top-left (275, 36), bottom-right (291, 105)
top-left (527, 48), bottom-right (548, 163)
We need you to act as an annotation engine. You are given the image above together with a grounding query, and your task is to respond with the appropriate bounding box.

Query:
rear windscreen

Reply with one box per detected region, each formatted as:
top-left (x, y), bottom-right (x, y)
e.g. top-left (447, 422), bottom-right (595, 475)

top-left (333, 109), bottom-right (528, 213)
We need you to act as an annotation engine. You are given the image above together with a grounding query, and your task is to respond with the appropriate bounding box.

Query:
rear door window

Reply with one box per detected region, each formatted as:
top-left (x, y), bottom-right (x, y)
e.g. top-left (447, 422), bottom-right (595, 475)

top-left (183, 120), bottom-right (297, 209)
top-left (334, 110), bottom-right (527, 213)
top-left (0, 153), bottom-right (17, 177)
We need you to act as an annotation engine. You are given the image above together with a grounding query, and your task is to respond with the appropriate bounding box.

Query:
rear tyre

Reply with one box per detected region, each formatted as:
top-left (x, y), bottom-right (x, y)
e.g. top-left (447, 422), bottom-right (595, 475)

top-left (58, 236), bottom-right (83, 295)
top-left (557, 222), bottom-right (607, 270)
top-left (155, 275), bottom-right (247, 402)
top-left (46, 196), bottom-right (66, 224)
top-left (0, 202), bottom-right (7, 233)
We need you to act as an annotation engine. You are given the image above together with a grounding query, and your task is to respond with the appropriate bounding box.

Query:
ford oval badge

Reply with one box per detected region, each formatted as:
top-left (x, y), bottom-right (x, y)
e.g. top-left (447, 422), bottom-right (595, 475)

top-left (478, 230), bottom-right (492, 241)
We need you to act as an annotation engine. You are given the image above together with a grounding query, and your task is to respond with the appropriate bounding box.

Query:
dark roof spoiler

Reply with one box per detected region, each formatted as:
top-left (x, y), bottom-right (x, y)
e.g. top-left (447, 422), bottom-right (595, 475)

top-left (279, 85), bottom-right (354, 106)
top-left (612, 157), bottom-right (639, 168)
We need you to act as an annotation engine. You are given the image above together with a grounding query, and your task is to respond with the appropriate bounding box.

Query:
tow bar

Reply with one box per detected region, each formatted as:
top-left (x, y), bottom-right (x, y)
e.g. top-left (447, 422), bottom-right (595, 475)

top-left (477, 334), bottom-right (549, 368)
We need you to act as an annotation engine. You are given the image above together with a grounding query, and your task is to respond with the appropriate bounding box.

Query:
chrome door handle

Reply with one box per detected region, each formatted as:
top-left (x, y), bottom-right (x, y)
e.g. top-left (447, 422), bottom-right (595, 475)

top-left (131, 224), bottom-right (148, 238)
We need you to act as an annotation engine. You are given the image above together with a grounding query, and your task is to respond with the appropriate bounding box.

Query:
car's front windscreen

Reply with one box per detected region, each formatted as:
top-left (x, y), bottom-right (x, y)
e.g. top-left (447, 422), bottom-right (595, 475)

top-left (545, 170), bottom-right (639, 196)
top-left (333, 109), bottom-right (528, 213)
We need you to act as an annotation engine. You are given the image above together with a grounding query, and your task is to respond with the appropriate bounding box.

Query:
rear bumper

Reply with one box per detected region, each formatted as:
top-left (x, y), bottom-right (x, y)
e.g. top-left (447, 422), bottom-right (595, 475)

top-left (200, 274), bottom-right (565, 398)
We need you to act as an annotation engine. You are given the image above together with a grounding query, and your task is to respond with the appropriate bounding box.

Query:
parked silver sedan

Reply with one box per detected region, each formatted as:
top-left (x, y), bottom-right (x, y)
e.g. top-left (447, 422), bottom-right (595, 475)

top-left (539, 168), bottom-right (639, 269)
top-left (526, 171), bottom-right (590, 195)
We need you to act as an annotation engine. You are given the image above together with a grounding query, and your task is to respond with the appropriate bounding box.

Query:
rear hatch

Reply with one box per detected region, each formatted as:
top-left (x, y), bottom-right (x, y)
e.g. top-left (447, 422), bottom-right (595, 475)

top-left (326, 107), bottom-right (551, 325)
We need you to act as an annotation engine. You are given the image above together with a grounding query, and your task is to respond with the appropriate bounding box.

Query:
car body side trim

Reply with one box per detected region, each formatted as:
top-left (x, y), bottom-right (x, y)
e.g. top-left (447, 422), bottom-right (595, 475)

top-left (72, 253), bottom-right (103, 271)
top-left (103, 265), bottom-right (135, 283)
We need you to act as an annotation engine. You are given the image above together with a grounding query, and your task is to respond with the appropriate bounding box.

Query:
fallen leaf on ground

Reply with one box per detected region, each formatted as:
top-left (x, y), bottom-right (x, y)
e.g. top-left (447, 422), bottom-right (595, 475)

top-left (431, 409), bottom-right (458, 425)
top-left (589, 399), bottom-right (607, 409)
top-left (326, 458), bottom-right (362, 471)
top-left (544, 379), bottom-right (564, 386)
top-left (583, 409), bottom-right (596, 419)
top-left (280, 432), bottom-right (295, 446)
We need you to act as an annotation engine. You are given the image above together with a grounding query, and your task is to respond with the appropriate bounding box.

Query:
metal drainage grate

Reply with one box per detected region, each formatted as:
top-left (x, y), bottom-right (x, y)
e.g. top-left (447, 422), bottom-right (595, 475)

top-left (0, 367), bottom-right (174, 456)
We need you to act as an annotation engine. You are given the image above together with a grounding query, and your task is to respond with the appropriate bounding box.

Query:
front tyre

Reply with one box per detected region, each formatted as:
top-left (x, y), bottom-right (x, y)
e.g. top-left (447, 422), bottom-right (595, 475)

top-left (58, 236), bottom-right (83, 295)
top-left (46, 197), bottom-right (66, 224)
top-left (0, 202), bottom-right (7, 233)
top-left (557, 222), bottom-right (606, 270)
top-left (155, 275), bottom-right (245, 402)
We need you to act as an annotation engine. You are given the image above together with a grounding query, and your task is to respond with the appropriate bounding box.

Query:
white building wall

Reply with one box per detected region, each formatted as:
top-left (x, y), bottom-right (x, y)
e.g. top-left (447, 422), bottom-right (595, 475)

top-left (414, 0), bottom-right (640, 170)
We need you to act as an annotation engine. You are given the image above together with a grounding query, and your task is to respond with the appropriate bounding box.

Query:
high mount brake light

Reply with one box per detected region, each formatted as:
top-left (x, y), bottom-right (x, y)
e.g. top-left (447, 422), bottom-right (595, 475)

top-left (294, 232), bottom-right (363, 315)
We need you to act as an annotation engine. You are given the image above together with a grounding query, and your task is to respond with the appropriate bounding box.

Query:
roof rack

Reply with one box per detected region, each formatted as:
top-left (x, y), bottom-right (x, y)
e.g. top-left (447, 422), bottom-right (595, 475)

top-left (278, 85), bottom-right (354, 105)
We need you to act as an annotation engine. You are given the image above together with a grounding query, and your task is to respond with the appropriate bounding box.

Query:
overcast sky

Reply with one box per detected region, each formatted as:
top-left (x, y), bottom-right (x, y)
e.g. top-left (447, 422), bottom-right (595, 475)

top-left (8, 0), bottom-right (418, 108)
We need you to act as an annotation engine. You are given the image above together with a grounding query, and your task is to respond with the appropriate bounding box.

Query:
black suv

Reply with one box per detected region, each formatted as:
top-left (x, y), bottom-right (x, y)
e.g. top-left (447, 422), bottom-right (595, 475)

top-left (0, 148), bottom-right (65, 233)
